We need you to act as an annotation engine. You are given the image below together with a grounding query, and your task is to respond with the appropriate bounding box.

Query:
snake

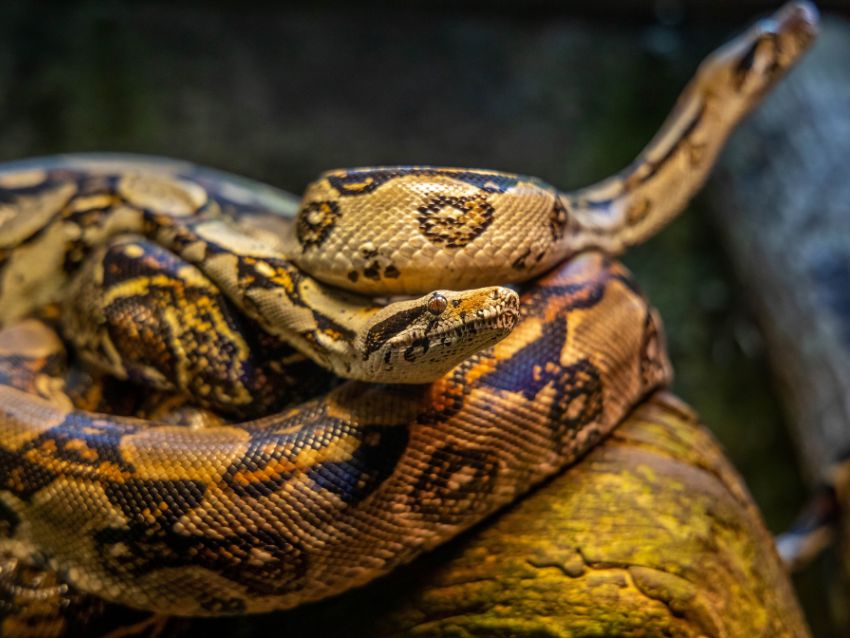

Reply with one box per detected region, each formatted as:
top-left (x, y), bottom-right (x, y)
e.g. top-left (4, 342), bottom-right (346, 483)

top-left (0, 1), bottom-right (816, 628)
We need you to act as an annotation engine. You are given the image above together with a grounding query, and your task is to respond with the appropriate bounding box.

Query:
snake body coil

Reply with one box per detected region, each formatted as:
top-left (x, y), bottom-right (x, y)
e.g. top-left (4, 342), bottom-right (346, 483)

top-left (0, 2), bottom-right (817, 623)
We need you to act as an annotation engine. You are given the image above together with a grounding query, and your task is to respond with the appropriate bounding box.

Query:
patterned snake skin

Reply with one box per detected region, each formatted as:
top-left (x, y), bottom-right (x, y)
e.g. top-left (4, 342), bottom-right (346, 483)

top-left (0, 1), bottom-right (816, 627)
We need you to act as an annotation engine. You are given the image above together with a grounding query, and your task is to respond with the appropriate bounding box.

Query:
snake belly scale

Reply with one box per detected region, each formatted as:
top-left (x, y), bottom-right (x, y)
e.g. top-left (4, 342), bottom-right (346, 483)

top-left (0, 0), bottom-right (817, 622)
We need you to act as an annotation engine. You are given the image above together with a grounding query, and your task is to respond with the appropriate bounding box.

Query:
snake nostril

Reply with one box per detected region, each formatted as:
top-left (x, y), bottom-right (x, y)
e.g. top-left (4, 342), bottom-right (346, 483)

top-left (427, 293), bottom-right (448, 316)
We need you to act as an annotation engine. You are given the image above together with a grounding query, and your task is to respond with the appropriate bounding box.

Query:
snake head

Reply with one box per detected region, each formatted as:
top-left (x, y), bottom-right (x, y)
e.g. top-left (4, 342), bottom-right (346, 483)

top-left (702, 1), bottom-right (818, 100)
top-left (356, 286), bottom-right (519, 384)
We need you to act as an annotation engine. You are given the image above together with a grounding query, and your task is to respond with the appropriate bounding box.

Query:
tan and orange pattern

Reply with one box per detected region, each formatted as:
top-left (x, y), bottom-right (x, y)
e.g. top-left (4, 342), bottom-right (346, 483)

top-left (0, 1), bottom-right (816, 628)
top-left (0, 254), bottom-right (669, 615)
top-left (293, 2), bottom-right (817, 295)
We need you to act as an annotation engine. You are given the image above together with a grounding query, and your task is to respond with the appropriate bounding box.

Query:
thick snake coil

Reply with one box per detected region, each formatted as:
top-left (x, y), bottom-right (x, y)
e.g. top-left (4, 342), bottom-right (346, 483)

top-left (0, 2), bottom-right (816, 623)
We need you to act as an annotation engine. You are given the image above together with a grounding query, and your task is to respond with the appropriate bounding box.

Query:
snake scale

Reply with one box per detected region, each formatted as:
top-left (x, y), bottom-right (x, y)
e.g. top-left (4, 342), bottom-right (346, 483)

top-left (0, 2), bottom-right (816, 628)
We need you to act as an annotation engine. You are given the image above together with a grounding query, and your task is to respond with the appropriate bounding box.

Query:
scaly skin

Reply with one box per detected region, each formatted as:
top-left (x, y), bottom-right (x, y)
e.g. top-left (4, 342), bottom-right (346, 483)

top-left (0, 253), bottom-right (670, 615)
top-left (293, 1), bottom-right (818, 295)
top-left (0, 1), bottom-right (818, 628)
top-left (0, 164), bottom-right (518, 385)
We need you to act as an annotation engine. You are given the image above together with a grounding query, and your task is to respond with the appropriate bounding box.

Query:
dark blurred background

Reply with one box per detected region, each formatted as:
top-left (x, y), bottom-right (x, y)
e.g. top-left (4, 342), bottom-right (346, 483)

top-left (1, 1), bottom-right (848, 635)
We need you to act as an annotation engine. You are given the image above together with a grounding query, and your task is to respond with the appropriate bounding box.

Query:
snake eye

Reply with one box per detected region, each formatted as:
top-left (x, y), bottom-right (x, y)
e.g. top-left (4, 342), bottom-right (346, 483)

top-left (427, 293), bottom-right (448, 316)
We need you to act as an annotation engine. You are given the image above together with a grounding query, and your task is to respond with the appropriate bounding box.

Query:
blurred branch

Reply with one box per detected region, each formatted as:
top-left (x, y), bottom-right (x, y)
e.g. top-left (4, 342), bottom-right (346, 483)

top-left (708, 16), bottom-right (850, 482)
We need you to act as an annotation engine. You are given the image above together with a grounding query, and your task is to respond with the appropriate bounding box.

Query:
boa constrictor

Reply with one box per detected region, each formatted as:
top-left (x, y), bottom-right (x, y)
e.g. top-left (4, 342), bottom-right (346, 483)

top-left (0, 1), bottom-right (816, 628)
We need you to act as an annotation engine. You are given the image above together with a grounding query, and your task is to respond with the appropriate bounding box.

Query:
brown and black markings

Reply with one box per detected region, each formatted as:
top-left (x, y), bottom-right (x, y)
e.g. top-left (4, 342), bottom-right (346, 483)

top-left (478, 284), bottom-right (607, 447)
top-left (409, 443), bottom-right (500, 525)
top-left (347, 244), bottom-right (402, 285)
top-left (63, 237), bottom-right (326, 416)
top-left (322, 167), bottom-right (528, 198)
top-left (573, 101), bottom-right (708, 221)
top-left (0, 249), bottom-right (672, 615)
top-left (295, 200), bottom-right (341, 250)
top-left (417, 193), bottom-right (496, 249)
top-left (0, 4), bottom-right (820, 620)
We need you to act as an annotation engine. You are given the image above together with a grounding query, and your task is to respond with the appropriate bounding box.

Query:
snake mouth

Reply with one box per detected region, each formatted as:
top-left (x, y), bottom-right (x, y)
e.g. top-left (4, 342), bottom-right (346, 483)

top-left (393, 296), bottom-right (519, 382)
top-left (418, 293), bottom-right (519, 356)
top-left (361, 286), bottom-right (520, 384)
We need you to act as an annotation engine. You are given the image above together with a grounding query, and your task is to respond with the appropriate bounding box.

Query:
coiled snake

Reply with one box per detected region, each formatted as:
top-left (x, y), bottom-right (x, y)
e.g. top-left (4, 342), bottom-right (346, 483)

top-left (0, 2), bottom-right (816, 629)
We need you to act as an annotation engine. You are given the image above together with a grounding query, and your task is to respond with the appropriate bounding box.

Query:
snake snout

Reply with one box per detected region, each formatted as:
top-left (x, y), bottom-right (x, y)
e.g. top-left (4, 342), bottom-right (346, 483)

top-left (358, 285), bottom-right (521, 384)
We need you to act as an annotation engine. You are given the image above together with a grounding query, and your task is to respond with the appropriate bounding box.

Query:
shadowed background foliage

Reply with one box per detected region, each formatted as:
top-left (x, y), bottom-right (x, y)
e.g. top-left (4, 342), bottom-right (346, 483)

top-left (1, 1), bottom-right (847, 635)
